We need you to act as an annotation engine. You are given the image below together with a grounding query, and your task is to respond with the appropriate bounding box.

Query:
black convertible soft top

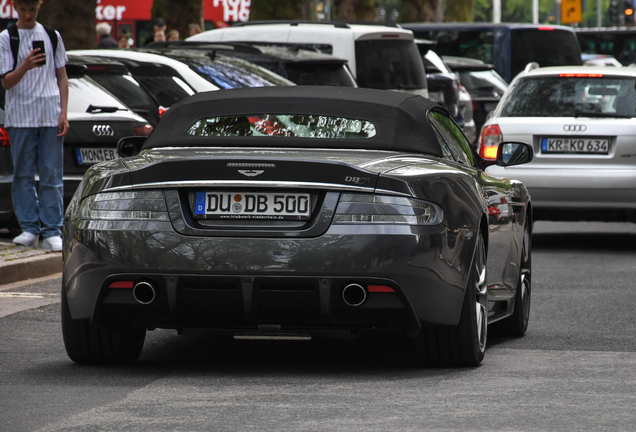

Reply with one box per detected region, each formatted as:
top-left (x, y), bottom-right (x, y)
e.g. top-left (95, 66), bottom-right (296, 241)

top-left (143, 86), bottom-right (446, 156)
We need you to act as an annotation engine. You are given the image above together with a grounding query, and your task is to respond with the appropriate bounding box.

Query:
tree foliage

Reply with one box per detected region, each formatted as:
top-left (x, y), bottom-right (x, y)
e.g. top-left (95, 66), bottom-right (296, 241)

top-left (445, 0), bottom-right (474, 21)
top-left (333, 0), bottom-right (380, 21)
top-left (399, 0), bottom-right (440, 22)
top-left (250, 0), bottom-right (307, 20)
top-left (38, 0), bottom-right (97, 50)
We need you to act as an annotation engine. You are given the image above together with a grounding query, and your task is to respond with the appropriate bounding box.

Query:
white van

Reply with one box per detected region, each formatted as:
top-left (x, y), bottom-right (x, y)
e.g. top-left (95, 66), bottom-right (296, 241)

top-left (188, 22), bottom-right (428, 98)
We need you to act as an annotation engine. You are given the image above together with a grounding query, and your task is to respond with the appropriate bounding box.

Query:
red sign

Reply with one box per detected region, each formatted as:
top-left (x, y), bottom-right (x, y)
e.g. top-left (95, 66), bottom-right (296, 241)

top-left (0, 0), bottom-right (250, 24)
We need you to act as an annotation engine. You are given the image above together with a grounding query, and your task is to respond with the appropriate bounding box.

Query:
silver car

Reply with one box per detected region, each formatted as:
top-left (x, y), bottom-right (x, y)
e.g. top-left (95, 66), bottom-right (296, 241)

top-left (480, 66), bottom-right (636, 222)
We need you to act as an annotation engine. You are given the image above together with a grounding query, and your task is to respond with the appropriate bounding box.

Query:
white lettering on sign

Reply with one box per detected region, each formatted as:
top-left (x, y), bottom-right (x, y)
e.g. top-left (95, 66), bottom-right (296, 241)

top-left (0, 0), bottom-right (18, 19)
top-left (95, 2), bottom-right (127, 21)
top-left (213, 0), bottom-right (250, 22)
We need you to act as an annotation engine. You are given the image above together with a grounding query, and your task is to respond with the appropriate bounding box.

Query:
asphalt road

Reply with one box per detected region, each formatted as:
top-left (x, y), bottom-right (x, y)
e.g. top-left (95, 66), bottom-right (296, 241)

top-left (1, 221), bottom-right (636, 432)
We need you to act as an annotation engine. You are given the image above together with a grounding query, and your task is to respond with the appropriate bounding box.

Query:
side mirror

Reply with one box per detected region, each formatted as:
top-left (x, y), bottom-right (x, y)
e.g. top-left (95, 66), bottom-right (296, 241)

top-left (117, 136), bottom-right (146, 158)
top-left (496, 142), bottom-right (533, 166)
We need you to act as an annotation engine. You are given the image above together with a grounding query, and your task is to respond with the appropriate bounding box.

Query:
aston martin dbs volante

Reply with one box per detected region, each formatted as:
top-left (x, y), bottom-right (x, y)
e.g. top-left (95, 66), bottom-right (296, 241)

top-left (61, 86), bottom-right (533, 367)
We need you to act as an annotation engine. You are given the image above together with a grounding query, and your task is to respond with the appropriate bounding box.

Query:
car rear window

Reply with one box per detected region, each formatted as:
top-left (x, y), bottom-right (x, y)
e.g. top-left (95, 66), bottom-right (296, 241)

top-left (355, 39), bottom-right (426, 90)
top-left (457, 69), bottom-right (508, 98)
top-left (500, 76), bottom-right (636, 117)
top-left (511, 29), bottom-right (583, 78)
top-left (187, 114), bottom-right (376, 139)
top-left (133, 75), bottom-right (194, 107)
top-left (67, 76), bottom-right (128, 114)
top-left (285, 63), bottom-right (355, 87)
top-left (88, 73), bottom-right (159, 114)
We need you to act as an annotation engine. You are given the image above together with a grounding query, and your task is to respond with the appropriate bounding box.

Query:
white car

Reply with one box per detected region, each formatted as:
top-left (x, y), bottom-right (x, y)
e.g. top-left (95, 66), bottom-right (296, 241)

top-left (187, 21), bottom-right (429, 99)
top-left (481, 66), bottom-right (636, 222)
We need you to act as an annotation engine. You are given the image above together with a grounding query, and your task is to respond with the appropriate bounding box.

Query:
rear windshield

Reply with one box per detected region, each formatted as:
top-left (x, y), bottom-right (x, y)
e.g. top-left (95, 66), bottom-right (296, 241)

top-left (188, 114), bottom-right (376, 139)
top-left (411, 30), bottom-right (495, 64)
top-left (577, 32), bottom-right (636, 66)
top-left (88, 73), bottom-right (159, 114)
top-left (500, 76), bottom-right (636, 117)
top-left (285, 63), bottom-right (355, 87)
top-left (355, 39), bottom-right (426, 90)
top-left (67, 76), bottom-right (128, 114)
top-left (457, 69), bottom-right (508, 98)
top-left (133, 75), bottom-right (194, 107)
top-left (511, 29), bottom-right (582, 78)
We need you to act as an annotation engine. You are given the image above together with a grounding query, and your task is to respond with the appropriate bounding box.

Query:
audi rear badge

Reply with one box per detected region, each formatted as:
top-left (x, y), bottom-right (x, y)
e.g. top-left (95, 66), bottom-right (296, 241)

top-left (92, 125), bottom-right (114, 137)
top-left (563, 124), bottom-right (587, 132)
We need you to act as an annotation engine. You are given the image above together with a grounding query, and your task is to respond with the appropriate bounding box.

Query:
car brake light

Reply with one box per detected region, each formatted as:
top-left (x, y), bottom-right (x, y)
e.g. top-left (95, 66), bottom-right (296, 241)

top-left (86, 65), bottom-right (111, 72)
top-left (538, 26), bottom-right (554, 30)
top-left (0, 127), bottom-right (9, 147)
top-left (134, 125), bottom-right (153, 137)
top-left (479, 124), bottom-right (502, 160)
top-left (158, 106), bottom-right (167, 118)
top-left (368, 285), bottom-right (395, 293)
top-left (559, 73), bottom-right (604, 77)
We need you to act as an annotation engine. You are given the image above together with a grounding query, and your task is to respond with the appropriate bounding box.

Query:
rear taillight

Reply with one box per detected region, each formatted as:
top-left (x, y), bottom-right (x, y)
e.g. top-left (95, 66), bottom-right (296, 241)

top-left (134, 125), bottom-right (153, 137)
top-left (479, 124), bottom-right (502, 160)
top-left (0, 127), bottom-right (10, 147)
top-left (158, 106), bottom-right (167, 118)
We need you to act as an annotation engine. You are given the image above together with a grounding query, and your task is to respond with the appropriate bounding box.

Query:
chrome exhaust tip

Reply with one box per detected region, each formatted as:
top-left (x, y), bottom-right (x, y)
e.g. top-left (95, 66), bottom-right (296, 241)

top-left (133, 281), bottom-right (156, 304)
top-left (342, 283), bottom-right (367, 307)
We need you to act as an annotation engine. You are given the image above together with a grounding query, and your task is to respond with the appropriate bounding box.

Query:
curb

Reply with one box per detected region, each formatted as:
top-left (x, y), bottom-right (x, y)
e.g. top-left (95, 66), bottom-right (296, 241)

top-left (0, 253), bottom-right (63, 286)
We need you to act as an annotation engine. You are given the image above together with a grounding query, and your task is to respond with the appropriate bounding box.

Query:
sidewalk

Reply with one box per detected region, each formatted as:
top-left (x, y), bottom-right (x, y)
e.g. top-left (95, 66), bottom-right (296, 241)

top-left (0, 229), bottom-right (63, 285)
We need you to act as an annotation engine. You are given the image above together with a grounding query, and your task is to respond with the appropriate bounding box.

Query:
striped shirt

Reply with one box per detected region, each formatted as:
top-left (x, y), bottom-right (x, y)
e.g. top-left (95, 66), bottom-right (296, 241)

top-left (0, 23), bottom-right (68, 128)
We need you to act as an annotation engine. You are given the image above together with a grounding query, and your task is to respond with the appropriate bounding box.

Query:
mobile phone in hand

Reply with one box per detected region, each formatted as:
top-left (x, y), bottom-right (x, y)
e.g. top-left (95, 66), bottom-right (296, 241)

top-left (32, 40), bottom-right (45, 66)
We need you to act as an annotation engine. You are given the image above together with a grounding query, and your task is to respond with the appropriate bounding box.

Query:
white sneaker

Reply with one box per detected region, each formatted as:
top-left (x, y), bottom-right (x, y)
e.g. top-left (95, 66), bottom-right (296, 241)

top-left (41, 236), bottom-right (63, 252)
top-left (13, 232), bottom-right (39, 247)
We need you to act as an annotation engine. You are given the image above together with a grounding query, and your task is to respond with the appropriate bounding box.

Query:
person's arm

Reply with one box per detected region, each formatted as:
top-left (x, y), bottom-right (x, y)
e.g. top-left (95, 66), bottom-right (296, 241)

top-left (56, 66), bottom-right (69, 136)
top-left (0, 48), bottom-right (45, 90)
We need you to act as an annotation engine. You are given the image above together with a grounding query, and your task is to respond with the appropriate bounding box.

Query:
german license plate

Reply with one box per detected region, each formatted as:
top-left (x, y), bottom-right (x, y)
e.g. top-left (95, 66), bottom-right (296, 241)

top-left (429, 92), bottom-right (445, 104)
top-left (76, 148), bottom-right (119, 165)
top-left (194, 192), bottom-right (311, 220)
top-left (541, 138), bottom-right (609, 154)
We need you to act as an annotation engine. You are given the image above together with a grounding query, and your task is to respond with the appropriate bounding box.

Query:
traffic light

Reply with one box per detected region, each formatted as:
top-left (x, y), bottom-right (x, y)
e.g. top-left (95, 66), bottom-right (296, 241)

top-left (610, 0), bottom-right (620, 24)
top-left (625, 0), bottom-right (635, 25)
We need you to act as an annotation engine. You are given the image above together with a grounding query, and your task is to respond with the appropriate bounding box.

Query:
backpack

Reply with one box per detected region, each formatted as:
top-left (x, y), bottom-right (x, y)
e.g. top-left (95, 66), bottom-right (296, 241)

top-left (6, 23), bottom-right (58, 72)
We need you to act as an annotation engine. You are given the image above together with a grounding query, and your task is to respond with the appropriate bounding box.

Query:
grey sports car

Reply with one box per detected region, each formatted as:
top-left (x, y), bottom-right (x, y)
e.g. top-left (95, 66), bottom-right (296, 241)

top-left (61, 86), bottom-right (534, 367)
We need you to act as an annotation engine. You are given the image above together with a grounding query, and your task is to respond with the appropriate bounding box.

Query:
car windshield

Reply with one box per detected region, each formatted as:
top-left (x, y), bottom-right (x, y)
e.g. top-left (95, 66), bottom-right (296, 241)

top-left (457, 69), bottom-right (508, 97)
top-left (355, 39), bottom-right (426, 90)
top-left (500, 76), bottom-right (636, 118)
top-left (285, 63), bottom-right (355, 87)
top-left (188, 114), bottom-right (376, 139)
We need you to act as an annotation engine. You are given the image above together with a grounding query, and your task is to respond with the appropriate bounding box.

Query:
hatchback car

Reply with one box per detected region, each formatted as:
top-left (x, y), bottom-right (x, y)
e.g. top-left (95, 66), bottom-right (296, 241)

top-left (481, 66), bottom-right (636, 222)
top-left (61, 86), bottom-right (533, 367)
top-left (0, 61), bottom-right (152, 232)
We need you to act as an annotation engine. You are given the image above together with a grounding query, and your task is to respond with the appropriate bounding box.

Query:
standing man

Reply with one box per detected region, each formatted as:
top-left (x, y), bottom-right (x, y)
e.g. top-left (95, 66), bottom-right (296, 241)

top-left (0, 0), bottom-right (69, 251)
top-left (96, 22), bottom-right (118, 48)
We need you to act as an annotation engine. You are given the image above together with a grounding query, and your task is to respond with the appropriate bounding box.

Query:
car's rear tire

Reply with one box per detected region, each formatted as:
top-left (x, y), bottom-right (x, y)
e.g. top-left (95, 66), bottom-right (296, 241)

top-left (497, 217), bottom-right (532, 337)
top-left (61, 287), bottom-right (145, 364)
top-left (414, 231), bottom-right (487, 367)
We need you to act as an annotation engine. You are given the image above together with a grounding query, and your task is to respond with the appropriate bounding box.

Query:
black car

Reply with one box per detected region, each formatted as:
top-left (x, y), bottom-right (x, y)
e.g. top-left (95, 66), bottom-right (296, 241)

top-left (61, 86), bottom-right (534, 367)
top-left (148, 41), bottom-right (358, 87)
top-left (0, 59), bottom-right (152, 232)
top-left (442, 56), bottom-right (509, 134)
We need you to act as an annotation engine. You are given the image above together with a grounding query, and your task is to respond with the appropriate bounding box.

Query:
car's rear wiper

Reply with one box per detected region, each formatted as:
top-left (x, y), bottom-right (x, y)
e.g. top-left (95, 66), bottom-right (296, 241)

top-left (574, 111), bottom-right (633, 119)
top-left (86, 105), bottom-right (125, 113)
